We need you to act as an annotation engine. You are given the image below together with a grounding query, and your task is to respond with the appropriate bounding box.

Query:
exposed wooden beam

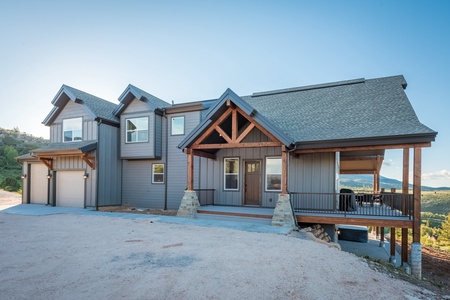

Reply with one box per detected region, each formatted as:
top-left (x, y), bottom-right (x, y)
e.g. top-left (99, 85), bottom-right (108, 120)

top-left (192, 150), bottom-right (216, 160)
top-left (281, 146), bottom-right (287, 194)
top-left (402, 228), bottom-right (408, 264)
top-left (294, 142), bottom-right (431, 154)
top-left (402, 148), bottom-right (410, 194)
top-left (235, 107), bottom-right (281, 143)
top-left (39, 157), bottom-right (53, 170)
top-left (340, 156), bottom-right (382, 161)
top-left (390, 227), bottom-right (396, 258)
top-left (235, 123), bottom-right (255, 144)
top-left (340, 170), bottom-right (378, 174)
top-left (231, 109), bottom-right (237, 141)
top-left (413, 147), bottom-right (421, 243)
top-left (81, 154), bottom-right (95, 170)
top-left (215, 126), bottom-right (232, 143)
top-left (193, 141), bottom-right (282, 150)
top-left (192, 107), bottom-right (233, 147)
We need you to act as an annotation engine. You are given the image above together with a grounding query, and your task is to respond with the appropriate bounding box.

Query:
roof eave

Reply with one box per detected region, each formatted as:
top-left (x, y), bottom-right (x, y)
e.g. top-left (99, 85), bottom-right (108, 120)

top-left (295, 132), bottom-right (437, 151)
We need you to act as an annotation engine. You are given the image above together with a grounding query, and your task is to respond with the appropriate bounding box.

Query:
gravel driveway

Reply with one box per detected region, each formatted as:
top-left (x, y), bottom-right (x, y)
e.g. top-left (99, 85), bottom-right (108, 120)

top-left (0, 206), bottom-right (433, 300)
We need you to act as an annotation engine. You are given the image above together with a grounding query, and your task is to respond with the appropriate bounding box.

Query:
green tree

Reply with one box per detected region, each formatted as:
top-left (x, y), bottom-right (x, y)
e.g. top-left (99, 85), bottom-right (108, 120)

top-left (3, 145), bottom-right (19, 166)
top-left (439, 213), bottom-right (450, 246)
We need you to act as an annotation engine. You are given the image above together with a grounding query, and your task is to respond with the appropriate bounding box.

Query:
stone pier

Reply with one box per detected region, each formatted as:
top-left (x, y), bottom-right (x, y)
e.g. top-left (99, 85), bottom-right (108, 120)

top-left (410, 242), bottom-right (422, 280)
top-left (271, 194), bottom-right (296, 228)
top-left (177, 190), bottom-right (200, 218)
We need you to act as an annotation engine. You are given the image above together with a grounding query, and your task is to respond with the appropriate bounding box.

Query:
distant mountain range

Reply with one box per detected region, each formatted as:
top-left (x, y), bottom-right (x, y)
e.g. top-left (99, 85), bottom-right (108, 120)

top-left (340, 174), bottom-right (450, 191)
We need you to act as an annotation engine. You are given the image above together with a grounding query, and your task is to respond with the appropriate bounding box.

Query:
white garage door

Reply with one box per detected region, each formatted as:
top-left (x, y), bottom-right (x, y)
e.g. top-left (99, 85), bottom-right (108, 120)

top-left (30, 164), bottom-right (48, 204)
top-left (56, 171), bottom-right (85, 208)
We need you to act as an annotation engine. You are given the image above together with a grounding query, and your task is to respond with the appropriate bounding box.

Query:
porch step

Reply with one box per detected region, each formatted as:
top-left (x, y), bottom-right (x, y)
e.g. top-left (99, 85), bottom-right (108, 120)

top-left (196, 212), bottom-right (272, 225)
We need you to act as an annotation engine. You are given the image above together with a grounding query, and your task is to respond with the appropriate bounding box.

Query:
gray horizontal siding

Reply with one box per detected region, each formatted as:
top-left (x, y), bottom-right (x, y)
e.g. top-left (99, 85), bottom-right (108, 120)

top-left (120, 111), bottom-right (156, 158)
top-left (122, 160), bottom-right (165, 209)
top-left (166, 111), bottom-right (201, 209)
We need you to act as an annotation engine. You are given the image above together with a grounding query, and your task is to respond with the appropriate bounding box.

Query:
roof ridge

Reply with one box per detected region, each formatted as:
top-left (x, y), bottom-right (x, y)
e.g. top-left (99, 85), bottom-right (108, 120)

top-left (251, 78), bottom-right (366, 97)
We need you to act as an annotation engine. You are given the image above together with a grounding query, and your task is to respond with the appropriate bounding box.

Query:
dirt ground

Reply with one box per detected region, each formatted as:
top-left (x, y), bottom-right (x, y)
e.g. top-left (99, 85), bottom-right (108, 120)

top-left (1, 189), bottom-right (449, 299)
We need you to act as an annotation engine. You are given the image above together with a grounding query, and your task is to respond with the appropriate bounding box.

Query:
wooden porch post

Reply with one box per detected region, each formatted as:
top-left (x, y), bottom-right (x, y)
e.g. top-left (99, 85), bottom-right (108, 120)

top-left (187, 148), bottom-right (194, 190)
top-left (401, 148), bottom-right (409, 264)
top-left (281, 146), bottom-right (288, 195)
top-left (413, 147), bottom-right (421, 243)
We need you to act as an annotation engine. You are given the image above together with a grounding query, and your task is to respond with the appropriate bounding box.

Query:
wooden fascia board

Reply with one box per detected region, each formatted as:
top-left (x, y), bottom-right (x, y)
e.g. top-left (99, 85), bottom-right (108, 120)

top-left (193, 141), bottom-right (281, 149)
top-left (296, 215), bottom-right (413, 228)
top-left (294, 142), bottom-right (431, 154)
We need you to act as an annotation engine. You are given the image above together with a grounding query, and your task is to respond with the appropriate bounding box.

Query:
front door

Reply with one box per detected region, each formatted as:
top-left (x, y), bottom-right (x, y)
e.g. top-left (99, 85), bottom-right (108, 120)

top-left (244, 160), bottom-right (261, 206)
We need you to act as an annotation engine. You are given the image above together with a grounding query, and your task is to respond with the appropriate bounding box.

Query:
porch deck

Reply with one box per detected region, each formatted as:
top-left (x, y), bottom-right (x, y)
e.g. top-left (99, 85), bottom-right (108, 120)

top-left (197, 204), bottom-right (413, 228)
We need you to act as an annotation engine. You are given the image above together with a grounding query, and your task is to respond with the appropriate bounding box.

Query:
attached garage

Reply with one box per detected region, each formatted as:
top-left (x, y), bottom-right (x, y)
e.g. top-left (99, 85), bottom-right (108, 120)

top-left (56, 171), bottom-right (85, 208)
top-left (30, 164), bottom-right (48, 204)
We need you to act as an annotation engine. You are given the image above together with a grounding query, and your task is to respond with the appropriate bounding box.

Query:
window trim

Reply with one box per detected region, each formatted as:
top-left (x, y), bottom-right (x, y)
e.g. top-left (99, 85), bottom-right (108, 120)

top-left (171, 116), bottom-right (185, 136)
top-left (152, 163), bottom-right (165, 184)
top-left (62, 117), bottom-right (83, 143)
top-left (125, 117), bottom-right (149, 143)
top-left (265, 156), bottom-right (282, 192)
top-left (224, 157), bottom-right (239, 191)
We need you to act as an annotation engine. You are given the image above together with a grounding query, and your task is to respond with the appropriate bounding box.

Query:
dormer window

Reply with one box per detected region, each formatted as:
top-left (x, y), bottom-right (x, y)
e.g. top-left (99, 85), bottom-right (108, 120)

top-left (63, 118), bottom-right (82, 142)
top-left (126, 117), bottom-right (149, 143)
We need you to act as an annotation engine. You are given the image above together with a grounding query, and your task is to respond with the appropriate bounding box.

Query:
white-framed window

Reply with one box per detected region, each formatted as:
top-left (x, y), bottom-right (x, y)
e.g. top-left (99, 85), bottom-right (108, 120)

top-left (171, 116), bottom-right (185, 135)
top-left (63, 117), bottom-right (82, 142)
top-left (265, 157), bottom-right (282, 191)
top-left (152, 164), bottom-right (164, 184)
top-left (126, 117), bottom-right (148, 143)
top-left (224, 158), bottom-right (239, 190)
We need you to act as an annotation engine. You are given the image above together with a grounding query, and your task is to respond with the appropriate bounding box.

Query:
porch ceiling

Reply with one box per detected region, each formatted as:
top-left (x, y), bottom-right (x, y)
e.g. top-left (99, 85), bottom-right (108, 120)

top-left (340, 149), bottom-right (385, 174)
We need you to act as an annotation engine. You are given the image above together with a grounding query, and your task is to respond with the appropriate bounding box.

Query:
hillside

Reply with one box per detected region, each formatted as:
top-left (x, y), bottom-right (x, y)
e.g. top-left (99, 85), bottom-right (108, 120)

top-left (340, 174), bottom-right (450, 191)
top-left (0, 127), bottom-right (49, 192)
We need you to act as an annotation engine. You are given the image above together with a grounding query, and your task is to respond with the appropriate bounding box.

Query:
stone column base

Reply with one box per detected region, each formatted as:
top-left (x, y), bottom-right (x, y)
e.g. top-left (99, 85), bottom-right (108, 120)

top-left (177, 190), bottom-right (200, 218)
top-left (410, 242), bottom-right (422, 280)
top-left (271, 194), bottom-right (296, 228)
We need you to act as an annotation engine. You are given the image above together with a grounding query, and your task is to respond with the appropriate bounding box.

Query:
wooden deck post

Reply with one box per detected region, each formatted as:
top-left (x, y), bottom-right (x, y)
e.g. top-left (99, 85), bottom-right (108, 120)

top-left (390, 227), bottom-right (396, 264)
top-left (281, 146), bottom-right (288, 195)
top-left (413, 147), bottom-right (421, 243)
top-left (401, 148), bottom-right (409, 265)
top-left (380, 227), bottom-right (385, 247)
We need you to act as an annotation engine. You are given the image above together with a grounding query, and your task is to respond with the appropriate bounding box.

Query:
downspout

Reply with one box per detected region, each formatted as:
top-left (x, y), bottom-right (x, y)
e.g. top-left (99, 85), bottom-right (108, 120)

top-left (163, 109), bottom-right (168, 210)
top-left (95, 120), bottom-right (101, 211)
top-left (46, 169), bottom-right (51, 206)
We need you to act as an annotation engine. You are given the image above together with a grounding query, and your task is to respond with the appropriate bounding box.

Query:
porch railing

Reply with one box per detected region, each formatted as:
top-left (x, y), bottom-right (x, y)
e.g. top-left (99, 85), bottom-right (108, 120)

top-left (289, 192), bottom-right (414, 219)
top-left (194, 189), bottom-right (215, 206)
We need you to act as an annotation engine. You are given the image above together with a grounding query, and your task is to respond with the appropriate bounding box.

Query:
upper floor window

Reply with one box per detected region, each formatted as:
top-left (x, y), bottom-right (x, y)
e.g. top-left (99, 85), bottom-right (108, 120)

top-left (63, 118), bottom-right (82, 142)
top-left (266, 157), bottom-right (282, 191)
top-left (171, 116), bottom-right (185, 135)
top-left (126, 117), bottom-right (148, 143)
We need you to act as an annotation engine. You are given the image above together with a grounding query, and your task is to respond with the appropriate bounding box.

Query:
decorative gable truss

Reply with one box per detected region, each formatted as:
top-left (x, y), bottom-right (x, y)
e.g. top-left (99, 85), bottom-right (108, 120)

top-left (188, 100), bottom-right (282, 159)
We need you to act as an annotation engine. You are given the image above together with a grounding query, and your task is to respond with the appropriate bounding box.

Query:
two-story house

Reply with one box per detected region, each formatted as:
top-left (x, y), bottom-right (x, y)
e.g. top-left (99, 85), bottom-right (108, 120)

top-left (19, 75), bottom-right (437, 279)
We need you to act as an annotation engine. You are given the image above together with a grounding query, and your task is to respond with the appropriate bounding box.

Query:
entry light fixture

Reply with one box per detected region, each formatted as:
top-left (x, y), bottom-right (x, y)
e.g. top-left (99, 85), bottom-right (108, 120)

top-left (47, 174), bottom-right (52, 179)
top-left (83, 173), bottom-right (89, 179)
top-left (21, 174), bottom-right (27, 179)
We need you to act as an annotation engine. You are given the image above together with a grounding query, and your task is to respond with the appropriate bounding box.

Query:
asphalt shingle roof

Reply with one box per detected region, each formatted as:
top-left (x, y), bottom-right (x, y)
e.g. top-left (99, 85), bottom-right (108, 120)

top-left (63, 85), bottom-right (119, 124)
top-left (242, 75), bottom-right (436, 143)
top-left (31, 141), bottom-right (97, 153)
top-left (128, 84), bottom-right (171, 109)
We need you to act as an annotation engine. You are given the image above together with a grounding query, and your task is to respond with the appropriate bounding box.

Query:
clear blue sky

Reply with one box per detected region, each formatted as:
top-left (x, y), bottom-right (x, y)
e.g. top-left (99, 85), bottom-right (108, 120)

top-left (1, 1), bottom-right (449, 187)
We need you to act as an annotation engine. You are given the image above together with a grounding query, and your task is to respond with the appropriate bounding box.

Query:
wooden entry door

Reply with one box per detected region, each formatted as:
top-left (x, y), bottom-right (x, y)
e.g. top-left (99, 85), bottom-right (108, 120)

top-left (244, 160), bottom-right (261, 206)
